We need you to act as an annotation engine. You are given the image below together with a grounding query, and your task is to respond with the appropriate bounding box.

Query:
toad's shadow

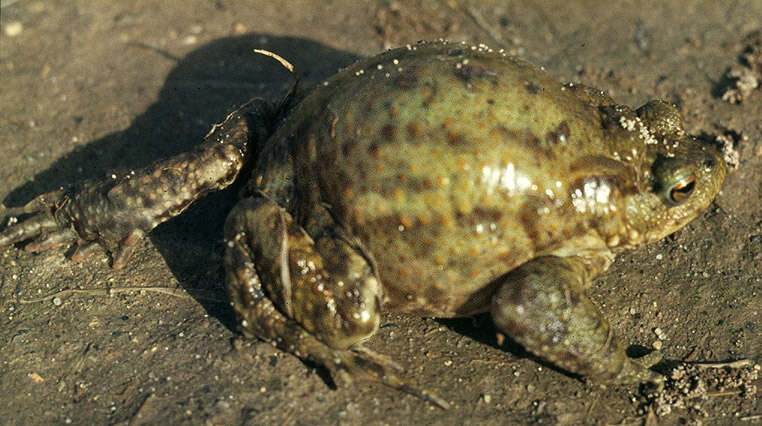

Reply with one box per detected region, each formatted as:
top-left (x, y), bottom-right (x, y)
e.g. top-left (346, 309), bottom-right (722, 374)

top-left (4, 35), bottom-right (360, 327)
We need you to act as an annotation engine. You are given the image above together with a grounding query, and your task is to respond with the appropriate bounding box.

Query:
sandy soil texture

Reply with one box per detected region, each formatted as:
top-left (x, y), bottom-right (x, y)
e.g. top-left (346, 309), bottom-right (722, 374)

top-left (2, 1), bottom-right (760, 424)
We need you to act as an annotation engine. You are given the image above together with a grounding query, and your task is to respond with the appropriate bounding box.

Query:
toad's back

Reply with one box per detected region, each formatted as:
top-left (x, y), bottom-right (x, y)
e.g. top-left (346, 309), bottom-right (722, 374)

top-left (278, 43), bottom-right (633, 316)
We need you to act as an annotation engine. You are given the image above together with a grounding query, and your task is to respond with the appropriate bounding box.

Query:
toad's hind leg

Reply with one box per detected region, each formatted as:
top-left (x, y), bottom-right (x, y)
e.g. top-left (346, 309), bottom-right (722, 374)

top-left (224, 197), bottom-right (448, 408)
top-left (491, 256), bottom-right (663, 384)
top-left (0, 99), bottom-right (274, 268)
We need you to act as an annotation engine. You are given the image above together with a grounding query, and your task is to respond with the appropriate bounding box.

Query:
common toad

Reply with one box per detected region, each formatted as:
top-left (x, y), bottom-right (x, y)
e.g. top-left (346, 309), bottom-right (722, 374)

top-left (0, 41), bottom-right (727, 406)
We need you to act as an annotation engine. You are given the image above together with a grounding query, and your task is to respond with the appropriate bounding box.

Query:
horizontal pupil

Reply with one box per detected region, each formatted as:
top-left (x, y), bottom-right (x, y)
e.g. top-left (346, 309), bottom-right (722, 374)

top-left (671, 178), bottom-right (695, 201)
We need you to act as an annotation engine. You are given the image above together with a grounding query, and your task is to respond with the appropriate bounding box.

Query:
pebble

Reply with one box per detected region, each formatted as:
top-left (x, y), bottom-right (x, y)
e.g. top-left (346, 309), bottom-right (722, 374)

top-left (654, 327), bottom-right (667, 340)
top-left (5, 21), bottom-right (23, 37)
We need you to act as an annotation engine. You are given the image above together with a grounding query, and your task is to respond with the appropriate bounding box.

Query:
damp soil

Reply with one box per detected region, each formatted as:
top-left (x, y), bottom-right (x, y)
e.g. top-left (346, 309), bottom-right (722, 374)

top-left (1, 1), bottom-right (760, 425)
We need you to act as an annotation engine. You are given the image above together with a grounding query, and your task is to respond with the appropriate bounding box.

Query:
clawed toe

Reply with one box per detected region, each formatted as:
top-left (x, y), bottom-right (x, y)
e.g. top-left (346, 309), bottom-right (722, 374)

top-left (0, 213), bottom-right (60, 248)
top-left (1, 190), bottom-right (69, 249)
top-left (327, 346), bottom-right (450, 409)
top-left (21, 189), bottom-right (66, 213)
top-left (70, 241), bottom-right (102, 262)
top-left (24, 228), bottom-right (77, 252)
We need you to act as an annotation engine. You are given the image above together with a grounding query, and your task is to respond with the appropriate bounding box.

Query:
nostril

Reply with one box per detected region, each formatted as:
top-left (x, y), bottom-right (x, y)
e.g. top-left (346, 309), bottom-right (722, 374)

top-left (703, 157), bottom-right (715, 171)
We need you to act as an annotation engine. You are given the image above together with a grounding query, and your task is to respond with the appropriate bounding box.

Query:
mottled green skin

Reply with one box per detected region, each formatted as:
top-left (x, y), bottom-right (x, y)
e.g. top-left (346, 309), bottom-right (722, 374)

top-left (0, 41), bottom-right (726, 406)
top-left (228, 42), bottom-right (725, 399)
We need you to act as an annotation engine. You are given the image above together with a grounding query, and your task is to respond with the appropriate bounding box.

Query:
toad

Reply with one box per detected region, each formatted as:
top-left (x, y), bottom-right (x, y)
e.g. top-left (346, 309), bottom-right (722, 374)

top-left (0, 41), bottom-right (727, 407)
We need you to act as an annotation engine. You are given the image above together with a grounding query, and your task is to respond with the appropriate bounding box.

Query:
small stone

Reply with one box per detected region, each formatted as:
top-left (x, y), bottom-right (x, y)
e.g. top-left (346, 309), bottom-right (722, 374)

top-left (28, 372), bottom-right (45, 383)
top-left (5, 22), bottom-right (23, 37)
top-left (654, 327), bottom-right (667, 340)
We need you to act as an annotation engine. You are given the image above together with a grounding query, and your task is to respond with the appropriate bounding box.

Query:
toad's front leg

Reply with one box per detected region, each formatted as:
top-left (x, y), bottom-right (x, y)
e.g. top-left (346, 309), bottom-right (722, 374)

top-left (491, 255), bottom-right (663, 383)
top-left (0, 99), bottom-right (273, 268)
top-left (224, 196), bottom-right (448, 408)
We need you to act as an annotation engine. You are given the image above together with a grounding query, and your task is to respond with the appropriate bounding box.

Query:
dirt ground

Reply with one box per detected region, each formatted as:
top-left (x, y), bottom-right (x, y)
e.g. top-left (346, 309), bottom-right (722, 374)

top-left (1, 1), bottom-right (760, 425)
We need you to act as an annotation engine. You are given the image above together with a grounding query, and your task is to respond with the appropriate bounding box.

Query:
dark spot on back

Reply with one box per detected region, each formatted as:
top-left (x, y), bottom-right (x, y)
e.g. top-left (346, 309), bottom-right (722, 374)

top-left (472, 206), bottom-right (504, 223)
top-left (342, 138), bottom-right (358, 158)
top-left (380, 124), bottom-right (396, 142)
top-left (525, 132), bottom-right (541, 148)
top-left (368, 143), bottom-right (381, 159)
top-left (420, 82), bottom-right (439, 108)
top-left (557, 121), bottom-right (570, 139)
top-left (491, 126), bottom-right (523, 143)
top-left (363, 101), bottom-right (375, 118)
top-left (545, 120), bottom-right (571, 146)
top-left (517, 197), bottom-right (562, 250)
top-left (518, 208), bottom-right (539, 244)
top-left (453, 65), bottom-right (499, 86)
top-left (394, 66), bottom-right (419, 90)
top-left (400, 175), bottom-right (443, 193)
top-left (524, 81), bottom-right (541, 94)
top-left (446, 131), bottom-right (467, 146)
top-left (406, 122), bottom-right (423, 140)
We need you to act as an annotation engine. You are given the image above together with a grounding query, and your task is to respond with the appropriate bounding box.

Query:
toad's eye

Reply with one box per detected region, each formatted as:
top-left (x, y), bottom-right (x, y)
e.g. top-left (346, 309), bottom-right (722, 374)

top-left (667, 174), bottom-right (695, 205)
